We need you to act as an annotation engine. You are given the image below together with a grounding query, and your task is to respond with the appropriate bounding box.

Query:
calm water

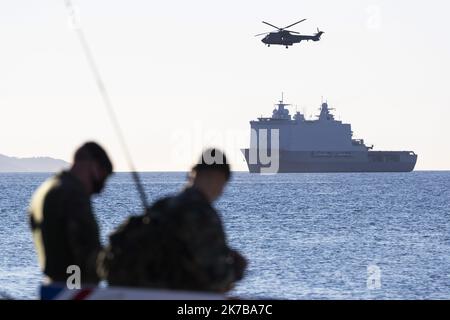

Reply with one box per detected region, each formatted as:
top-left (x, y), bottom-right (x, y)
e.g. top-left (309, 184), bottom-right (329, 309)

top-left (0, 172), bottom-right (449, 299)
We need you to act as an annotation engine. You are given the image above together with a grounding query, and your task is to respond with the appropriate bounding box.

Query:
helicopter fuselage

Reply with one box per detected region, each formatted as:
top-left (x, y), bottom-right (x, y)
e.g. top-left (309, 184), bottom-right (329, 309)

top-left (261, 31), bottom-right (323, 47)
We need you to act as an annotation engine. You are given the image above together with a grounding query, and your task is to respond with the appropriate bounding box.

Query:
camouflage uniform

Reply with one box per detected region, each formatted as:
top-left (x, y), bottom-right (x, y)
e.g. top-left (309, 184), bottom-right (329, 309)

top-left (102, 187), bottom-right (245, 292)
top-left (29, 171), bottom-right (101, 284)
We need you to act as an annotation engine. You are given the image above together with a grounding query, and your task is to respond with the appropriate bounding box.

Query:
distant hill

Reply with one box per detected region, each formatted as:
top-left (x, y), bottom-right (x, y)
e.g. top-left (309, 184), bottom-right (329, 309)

top-left (0, 154), bottom-right (70, 172)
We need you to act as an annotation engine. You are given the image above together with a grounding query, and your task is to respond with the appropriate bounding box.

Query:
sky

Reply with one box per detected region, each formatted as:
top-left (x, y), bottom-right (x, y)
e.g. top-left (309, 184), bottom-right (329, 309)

top-left (0, 0), bottom-right (449, 171)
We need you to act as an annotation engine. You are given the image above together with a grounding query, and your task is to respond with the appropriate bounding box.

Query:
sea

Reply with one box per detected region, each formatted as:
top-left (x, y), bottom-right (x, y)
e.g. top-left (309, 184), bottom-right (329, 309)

top-left (0, 172), bottom-right (449, 300)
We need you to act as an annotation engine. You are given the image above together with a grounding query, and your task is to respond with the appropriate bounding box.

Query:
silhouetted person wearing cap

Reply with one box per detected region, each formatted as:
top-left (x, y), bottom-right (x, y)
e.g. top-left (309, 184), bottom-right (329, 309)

top-left (101, 148), bottom-right (247, 293)
top-left (29, 142), bottom-right (113, 285)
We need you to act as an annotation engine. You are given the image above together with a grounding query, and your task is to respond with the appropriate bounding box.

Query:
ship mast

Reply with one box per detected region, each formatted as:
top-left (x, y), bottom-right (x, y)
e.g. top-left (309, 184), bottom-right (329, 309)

top-left (318, 100), bottom-right (335, 121)
top-left (272, 92), bottom-right (291, 120)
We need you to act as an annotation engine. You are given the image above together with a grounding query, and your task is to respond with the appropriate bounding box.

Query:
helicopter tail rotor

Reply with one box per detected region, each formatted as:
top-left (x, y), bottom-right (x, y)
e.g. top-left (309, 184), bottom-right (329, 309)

top-left (315, 28), bottom-right (324, 40)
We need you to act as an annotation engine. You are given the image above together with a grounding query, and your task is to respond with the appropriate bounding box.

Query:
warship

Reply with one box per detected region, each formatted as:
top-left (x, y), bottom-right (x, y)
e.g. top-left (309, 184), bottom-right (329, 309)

top-left (242, 95), bottom-right (417, 173)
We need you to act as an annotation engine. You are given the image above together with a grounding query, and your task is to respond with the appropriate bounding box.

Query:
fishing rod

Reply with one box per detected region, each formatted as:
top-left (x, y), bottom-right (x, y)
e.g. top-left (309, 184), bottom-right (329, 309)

top-left (63, 0), bottom-right (149, 209)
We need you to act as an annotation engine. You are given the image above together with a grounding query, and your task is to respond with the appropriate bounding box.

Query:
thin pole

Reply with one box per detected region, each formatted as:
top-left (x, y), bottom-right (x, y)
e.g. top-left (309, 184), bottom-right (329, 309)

top-left (63, 0), bottom-right (149, 209)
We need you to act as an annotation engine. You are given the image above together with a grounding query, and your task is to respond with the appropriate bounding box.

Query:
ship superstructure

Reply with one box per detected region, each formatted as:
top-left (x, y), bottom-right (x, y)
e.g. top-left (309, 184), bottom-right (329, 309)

top-left (242, 95), bottom-right (417, 173)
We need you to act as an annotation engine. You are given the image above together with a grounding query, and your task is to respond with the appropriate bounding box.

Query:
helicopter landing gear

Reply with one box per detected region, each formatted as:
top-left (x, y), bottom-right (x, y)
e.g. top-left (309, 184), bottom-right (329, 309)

top-left (267, 44), bottom-right (270, 47)
top-left (285, 46), bottom-right (289, 49)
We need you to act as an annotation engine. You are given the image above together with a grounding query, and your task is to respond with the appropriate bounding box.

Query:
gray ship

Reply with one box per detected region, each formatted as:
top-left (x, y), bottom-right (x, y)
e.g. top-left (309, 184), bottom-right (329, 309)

top-left (242, 96), bottom-right (417, 173)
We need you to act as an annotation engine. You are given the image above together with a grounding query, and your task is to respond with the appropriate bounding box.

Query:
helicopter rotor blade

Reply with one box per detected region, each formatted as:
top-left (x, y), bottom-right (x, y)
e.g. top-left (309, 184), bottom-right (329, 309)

top-left (283, 19), bottom-right (306, 30)
top-left (262, 21), bottom-right (282, 30)
top-left (255, 32), bottom-right (270, 37)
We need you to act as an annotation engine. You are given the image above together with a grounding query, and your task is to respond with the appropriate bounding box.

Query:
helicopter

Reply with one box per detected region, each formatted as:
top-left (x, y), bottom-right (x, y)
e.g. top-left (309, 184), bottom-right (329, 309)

top-left (255, 19), bottom-right (324, 48)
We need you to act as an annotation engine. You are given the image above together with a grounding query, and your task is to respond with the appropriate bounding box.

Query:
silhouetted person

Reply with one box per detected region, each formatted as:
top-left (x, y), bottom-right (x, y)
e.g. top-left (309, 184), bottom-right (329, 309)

top-left (100, 148), bottom-right (247, 293)
top-left (29, 142), bottom-right (113, 285)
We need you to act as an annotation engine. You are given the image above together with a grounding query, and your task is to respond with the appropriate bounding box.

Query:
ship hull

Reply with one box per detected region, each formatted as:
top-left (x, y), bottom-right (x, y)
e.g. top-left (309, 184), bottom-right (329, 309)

top-left (241, 149), bottom-right (417, 173)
